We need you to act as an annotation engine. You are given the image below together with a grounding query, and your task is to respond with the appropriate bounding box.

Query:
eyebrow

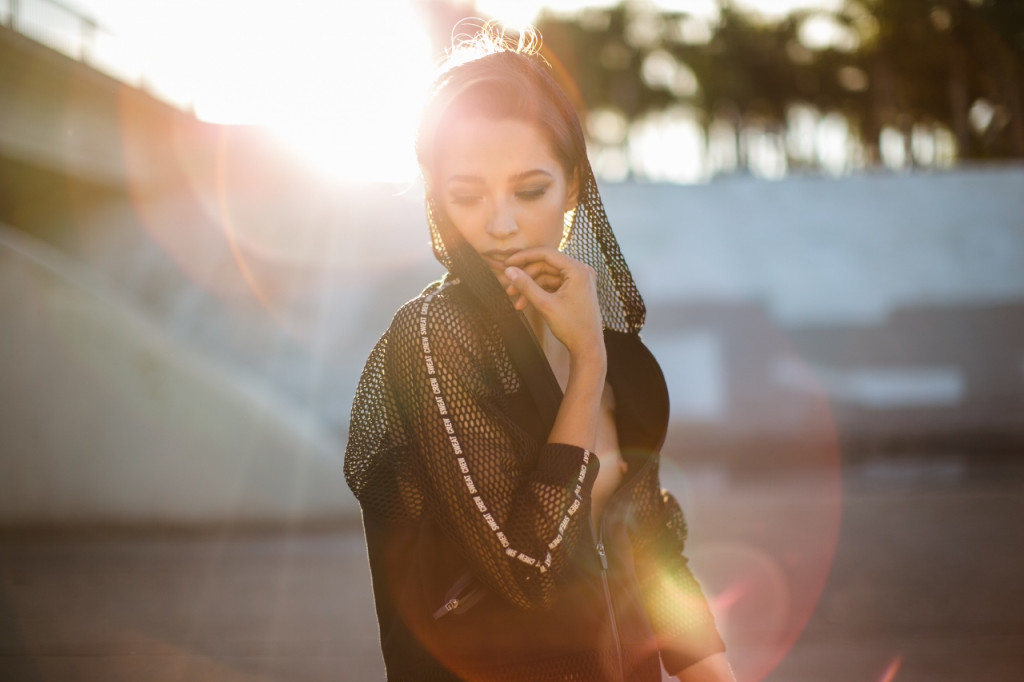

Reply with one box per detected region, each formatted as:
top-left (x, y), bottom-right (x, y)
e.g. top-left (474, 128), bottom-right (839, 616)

top-left (446, 169), bottom-right (554, 185)
top-left (510, 169), bottom-right (554, 182)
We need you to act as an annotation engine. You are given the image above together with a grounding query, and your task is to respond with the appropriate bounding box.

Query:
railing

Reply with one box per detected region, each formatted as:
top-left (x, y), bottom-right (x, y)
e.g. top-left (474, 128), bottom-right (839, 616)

top-left (2, 0), bottom-right (191, 110)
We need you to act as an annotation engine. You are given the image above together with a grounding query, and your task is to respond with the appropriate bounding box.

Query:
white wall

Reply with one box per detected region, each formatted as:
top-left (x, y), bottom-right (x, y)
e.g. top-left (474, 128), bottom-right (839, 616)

top-left (605, 165), bottom-right (1024, 326)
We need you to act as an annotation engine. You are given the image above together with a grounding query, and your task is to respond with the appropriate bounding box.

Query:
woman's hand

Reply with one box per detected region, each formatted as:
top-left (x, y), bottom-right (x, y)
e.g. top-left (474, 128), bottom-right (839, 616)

top-left (501, 247), bottom-right (604, 359)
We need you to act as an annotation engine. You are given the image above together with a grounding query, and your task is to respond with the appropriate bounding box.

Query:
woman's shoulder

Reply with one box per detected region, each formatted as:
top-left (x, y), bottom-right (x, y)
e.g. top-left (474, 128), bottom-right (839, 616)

top-left (388, 278), bottom-right (474, 327)
top-left (378, 279), bottom-right (504, 400)
top-left (606, 329), bottom-right (670, 447)
top-left (385, 278), bottom-right (488, 354)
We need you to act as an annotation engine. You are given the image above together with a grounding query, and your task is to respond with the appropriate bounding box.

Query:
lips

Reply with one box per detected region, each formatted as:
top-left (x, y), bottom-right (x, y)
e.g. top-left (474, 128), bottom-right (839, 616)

top-left (482, 249), bottom-right (520, 269)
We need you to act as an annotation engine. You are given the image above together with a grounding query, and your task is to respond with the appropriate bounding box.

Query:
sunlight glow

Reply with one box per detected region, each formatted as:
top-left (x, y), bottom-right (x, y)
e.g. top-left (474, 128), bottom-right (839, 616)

top-left (799, 13), bottom-right (860, 51)
top-left (478, 0), bottom-right (619, 25)
top-left (190, 3), bottom-right (434, 183)
top-left (629, 107), bottom-right (706, 183)
top-left (476, 0), bottom-right (543, 31)
top-left (477, 0), bottom-right (840, 25)
top-left (734, 0), bottom-right (844, 21)
top-left (62, 0), bottom-right (854, 185)
top-left (880, 127), bottom-right (908, 170)
top-left (878, 656), bottom-right (903, 682)
top-left (69, 0), bottom-right (435, 183)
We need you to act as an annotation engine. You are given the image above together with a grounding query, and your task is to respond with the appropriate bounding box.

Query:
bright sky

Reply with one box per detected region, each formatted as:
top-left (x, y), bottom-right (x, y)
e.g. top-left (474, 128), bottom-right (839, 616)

top-left (49, 0), bottom-right (838, 183)
top-left (53, 0), bottom-right (438, 182)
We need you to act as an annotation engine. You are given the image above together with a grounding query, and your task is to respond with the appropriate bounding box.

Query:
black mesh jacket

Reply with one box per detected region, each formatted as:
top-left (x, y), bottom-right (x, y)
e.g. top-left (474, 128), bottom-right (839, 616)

top-left (345, 277), bottom-right (724, 681)
top-left (345, 164), bottom-right (722, 680)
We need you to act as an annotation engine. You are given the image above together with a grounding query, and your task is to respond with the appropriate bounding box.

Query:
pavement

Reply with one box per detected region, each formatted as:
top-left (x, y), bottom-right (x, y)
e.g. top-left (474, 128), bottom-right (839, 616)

top-left (1, 455), bottom-right (1022, 682)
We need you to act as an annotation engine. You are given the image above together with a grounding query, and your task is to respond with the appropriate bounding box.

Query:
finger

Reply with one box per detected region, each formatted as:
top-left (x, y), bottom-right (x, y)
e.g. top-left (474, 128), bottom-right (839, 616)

top-left (520, 266), bottom-right (563, 293)
top-left (499, 259), bottom-right (558, 289)
top-left (504, 247), bottom-right (576, 271)
top-left (509, 250), bottom-right (594, 292)
top-left (505, 265), bottom-right (582, 298)
top-left (503, 283), bottom-right (529, 310)
top-left (518, 259), bottom-right (554, 275)
top-left (504, 266), bottom-right (552, 312)
top-left (532, 274), bottom-right (563, 293)
top-left (500, 257), bottom-right (564, 295)
top-left (503, 281), bottom-right (531, 310)
top-left (520, 261), bottom-right (561, 282)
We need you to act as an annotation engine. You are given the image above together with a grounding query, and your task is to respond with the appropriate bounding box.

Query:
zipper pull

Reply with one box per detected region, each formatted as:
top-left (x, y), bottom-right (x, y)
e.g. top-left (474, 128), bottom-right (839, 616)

top-left (596, 541), bottom-right (609, 570)
top-left (433, 598), bottom-right (459, 619)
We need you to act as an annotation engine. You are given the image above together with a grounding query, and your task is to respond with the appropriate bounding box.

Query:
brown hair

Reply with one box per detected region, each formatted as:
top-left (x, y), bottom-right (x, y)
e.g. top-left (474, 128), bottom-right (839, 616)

top-left (416, 24), bottom-right (586, 197)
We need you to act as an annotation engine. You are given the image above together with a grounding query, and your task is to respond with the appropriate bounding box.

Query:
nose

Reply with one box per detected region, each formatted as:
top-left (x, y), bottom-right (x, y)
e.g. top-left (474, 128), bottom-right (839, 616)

top-left (486, 200), bottom-right (518, 239)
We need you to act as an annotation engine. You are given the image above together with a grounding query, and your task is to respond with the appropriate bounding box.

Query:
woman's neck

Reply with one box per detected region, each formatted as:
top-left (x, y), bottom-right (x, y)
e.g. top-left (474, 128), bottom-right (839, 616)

top-left (525, 306), bottom-right (571, 393)
top-left (524, 306), bottom-right (546, 346)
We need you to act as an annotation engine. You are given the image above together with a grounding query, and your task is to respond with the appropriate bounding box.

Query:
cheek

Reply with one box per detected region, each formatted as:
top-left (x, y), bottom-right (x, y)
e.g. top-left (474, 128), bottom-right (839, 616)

top-left (520, 211), bottom-right (563, 249)
top-left (443, 204), bottom-right (485, 242)
top-left (535, 198), bottom-right (571, 246)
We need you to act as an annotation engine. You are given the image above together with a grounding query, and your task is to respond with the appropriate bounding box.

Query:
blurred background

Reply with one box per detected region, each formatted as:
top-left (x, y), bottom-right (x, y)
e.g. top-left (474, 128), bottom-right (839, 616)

top-left (1, 0), bottom-right (1022, 680)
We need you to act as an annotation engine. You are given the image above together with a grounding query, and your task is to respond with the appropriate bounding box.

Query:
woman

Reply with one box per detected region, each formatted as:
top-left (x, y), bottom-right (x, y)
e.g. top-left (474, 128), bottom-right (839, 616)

top-left (345, 25), bottom-right (734, 682)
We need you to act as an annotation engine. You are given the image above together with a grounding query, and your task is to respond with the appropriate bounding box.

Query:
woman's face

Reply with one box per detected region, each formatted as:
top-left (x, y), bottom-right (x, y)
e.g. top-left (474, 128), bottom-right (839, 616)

top-left (436, 117), bottom-right (577, 275)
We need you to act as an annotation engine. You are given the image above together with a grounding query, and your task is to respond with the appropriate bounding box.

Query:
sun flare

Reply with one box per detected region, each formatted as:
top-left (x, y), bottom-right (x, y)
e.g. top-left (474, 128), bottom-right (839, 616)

top-left (182, 2), bottom-right (436, 184)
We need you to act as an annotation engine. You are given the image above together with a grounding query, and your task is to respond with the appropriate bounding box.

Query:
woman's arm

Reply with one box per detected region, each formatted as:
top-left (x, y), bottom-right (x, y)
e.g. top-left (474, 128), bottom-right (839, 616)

top-left (503, 247), bottom-right (607, 452)
top-left (385, 290), bottom-right (600, 610)
top-left (385, 246), bottom-right (609, 610)
top-left (628, 478), bottom-right (728, 673)
top-left (358, 246), bottom-right (610, 611)
top-left (508, 253), bottom-right (736, 680)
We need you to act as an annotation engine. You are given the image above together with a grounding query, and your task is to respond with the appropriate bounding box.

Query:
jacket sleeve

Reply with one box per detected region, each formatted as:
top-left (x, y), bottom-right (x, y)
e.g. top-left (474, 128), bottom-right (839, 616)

top-left (628, 462), bottom-right (726, 674)
top-left (387, 292), bottom-right (600, 610)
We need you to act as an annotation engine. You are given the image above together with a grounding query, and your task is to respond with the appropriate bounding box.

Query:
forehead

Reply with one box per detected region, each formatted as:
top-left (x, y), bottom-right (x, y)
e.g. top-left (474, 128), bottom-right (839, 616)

top-left (437, 117), bottom-right (563, 182)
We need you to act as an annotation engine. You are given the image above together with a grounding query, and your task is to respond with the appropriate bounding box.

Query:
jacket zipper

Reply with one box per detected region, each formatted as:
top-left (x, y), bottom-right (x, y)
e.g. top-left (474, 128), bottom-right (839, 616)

top-left (591, 456), bottom-right (656, 681)
top-left (592, 518), bottom-right (625, 682)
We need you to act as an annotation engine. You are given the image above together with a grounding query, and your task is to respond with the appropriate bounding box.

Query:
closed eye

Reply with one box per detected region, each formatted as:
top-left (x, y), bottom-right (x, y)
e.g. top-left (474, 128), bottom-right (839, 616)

top-left (450, 194), bottom-right (483, 206)
top-left (516, 186), bottom-right (549, 201)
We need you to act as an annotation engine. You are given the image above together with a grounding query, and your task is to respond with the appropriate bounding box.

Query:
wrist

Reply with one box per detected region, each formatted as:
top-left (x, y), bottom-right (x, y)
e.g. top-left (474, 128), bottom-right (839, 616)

top-left (567, 342), bottom-right (607, 383)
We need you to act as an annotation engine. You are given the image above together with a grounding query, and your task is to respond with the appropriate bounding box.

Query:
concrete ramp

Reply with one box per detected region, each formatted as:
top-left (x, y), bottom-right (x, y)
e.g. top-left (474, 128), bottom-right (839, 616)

top-left (0, 225), bottom-right (355, 526)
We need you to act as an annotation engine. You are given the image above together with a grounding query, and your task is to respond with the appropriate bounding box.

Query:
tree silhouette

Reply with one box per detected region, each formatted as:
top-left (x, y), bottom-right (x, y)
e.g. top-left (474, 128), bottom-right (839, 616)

top-left (416, 0), bottom-right (1024, 176)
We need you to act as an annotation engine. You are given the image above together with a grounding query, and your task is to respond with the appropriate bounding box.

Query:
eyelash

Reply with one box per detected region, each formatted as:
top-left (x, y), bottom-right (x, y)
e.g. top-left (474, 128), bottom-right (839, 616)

top-left (517, 187), bottom-right (548, 201)
top-left (449, 186), bottom-right (549, 206)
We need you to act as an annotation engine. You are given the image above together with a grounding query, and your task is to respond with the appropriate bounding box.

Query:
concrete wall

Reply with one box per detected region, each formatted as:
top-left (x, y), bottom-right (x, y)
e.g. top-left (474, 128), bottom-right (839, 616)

top-left (0, 23), bottom-right (214, 189)
top-left (601, 169), bottom-right (1024, 460)
top-left (0, 225), bottom-right (354, 525)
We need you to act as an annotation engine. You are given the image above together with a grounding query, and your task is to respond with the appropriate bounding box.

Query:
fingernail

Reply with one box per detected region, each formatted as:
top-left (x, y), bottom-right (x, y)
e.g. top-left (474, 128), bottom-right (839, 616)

top-left (504, 266), bottom-right (517, 280)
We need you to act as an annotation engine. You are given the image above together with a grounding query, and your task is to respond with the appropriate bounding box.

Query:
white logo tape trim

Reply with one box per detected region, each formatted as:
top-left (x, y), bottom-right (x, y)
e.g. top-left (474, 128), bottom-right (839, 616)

top-left (419, 289), bottom-right (590, 573)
